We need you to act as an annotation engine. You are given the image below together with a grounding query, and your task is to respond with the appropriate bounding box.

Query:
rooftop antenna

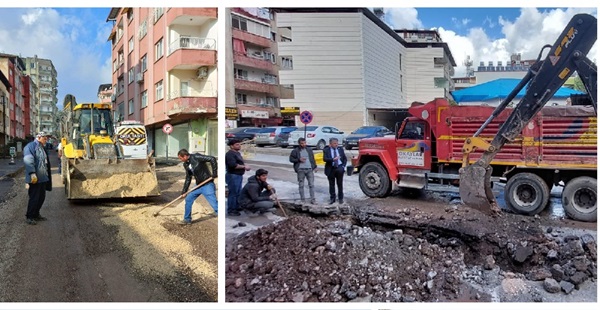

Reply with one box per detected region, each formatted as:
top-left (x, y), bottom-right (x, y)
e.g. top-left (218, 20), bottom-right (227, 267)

top-left (463, 55), bottom-right (474, 77)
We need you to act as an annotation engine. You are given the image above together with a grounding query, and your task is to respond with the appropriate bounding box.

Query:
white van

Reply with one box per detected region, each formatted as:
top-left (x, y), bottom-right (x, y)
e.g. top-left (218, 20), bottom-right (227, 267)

top-left (115, 120), bottom-right (148, 159)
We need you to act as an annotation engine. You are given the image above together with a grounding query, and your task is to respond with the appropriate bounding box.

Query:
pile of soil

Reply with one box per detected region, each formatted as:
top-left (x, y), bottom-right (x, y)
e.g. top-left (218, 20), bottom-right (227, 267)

top-left (226, 212), bottom-right (597, 302)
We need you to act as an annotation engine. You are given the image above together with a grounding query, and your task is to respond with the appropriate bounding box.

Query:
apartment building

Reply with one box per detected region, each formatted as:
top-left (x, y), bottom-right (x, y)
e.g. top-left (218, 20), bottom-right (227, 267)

top-left (23, 56), bottom-right (59, 136)
top-left (0, 70), bottom-right (10, 146)
top-left (97, 83), bottom-right (113, 104)
top-left (271, 8), bottom-right (456, 132)
top-left (225, 8), bottom-right (293, 128)
top-left (107, 7), bottom-right (219, 157)
top-left (0, 54), bottom-right (27, 140)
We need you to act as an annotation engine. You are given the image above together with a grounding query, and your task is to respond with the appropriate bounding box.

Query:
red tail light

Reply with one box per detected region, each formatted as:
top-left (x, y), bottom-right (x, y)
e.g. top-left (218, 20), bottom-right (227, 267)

top-left (270, 132), bottom-right (275, 137)
top-left (226, 133), bottom-right (234, 138)
top-left (307, 133), bottom-right (315, 138)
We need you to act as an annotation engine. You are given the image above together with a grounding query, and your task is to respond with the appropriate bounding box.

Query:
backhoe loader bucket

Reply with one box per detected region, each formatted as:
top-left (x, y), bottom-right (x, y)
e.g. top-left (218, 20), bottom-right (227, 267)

top-left (64, 157), bottom-right (160, 199)
top-left (459, 164), bottom-right (500, 214)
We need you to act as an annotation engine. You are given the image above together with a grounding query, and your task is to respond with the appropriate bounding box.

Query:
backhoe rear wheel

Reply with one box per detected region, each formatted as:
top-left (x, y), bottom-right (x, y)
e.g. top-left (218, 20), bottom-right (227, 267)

top-left (562, 177), bottom-right (597, 222)
top-left (504, 172), bottom-right (549, 216)
top-left (359, 162), bottom-right (392, 198)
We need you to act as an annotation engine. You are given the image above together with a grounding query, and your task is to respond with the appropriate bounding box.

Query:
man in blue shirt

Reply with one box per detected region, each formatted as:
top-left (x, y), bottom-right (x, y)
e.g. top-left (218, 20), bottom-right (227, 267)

top-left (23, 132), bottom-right (53, 225)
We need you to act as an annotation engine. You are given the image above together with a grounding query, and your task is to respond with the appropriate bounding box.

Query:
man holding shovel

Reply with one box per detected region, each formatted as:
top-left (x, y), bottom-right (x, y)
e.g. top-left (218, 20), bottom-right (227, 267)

top-left (177, 149), bottom-right (218, 225)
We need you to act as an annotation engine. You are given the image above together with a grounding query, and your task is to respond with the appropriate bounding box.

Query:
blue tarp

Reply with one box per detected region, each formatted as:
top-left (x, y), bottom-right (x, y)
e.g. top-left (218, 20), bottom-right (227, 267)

top-left (451, 78), bottom-right (584, 103)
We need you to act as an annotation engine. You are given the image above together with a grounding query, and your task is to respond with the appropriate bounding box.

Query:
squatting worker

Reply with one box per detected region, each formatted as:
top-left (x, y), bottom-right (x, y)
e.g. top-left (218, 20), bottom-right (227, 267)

top-left (225, 139), bottom-right (250, 216)
top-left (289, 137), bottom-right (317, 204)
top-left (23, 132), bottom-right (53, 225)
top-left (237, 168), bottom-right (277, 214)
top-left (177, 149), bottom-right (218, 225)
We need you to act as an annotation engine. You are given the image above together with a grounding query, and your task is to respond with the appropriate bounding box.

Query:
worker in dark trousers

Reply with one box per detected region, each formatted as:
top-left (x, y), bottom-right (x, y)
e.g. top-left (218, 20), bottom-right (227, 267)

top-left (323, 137), bottom-right (347, 204)
top-left (23, 132), bottom-right (53, 225)
top-left (177, 149), bottom-right (218, 225)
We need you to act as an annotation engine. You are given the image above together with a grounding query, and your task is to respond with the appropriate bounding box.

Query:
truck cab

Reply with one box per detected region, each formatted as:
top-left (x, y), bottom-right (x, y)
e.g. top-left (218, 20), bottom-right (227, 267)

top-left (115, 120), bottom-right (148, 159)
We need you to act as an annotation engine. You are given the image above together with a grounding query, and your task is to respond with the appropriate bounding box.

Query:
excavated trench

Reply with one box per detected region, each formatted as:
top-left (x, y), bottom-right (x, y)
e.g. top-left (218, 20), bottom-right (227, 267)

top-left (226, 202), bottom-right (597, 302)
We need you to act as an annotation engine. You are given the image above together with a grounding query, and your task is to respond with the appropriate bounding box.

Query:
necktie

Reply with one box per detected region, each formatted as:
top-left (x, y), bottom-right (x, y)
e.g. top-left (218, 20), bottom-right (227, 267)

top-left (333, 148), bottom-right (338, 167)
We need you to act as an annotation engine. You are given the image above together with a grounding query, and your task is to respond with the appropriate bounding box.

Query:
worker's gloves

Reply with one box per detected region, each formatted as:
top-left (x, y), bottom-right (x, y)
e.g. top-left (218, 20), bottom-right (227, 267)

top-left (269, 193), bottom-right (278, 201)
top-left (30, 173), bottom-right (38, 184)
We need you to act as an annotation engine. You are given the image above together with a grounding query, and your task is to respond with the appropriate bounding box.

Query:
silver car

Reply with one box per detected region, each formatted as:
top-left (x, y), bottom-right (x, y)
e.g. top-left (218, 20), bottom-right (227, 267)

top-left (288, 125), bottom-right (346, 150)
top-left (254, 126), bottom-right (290, 147)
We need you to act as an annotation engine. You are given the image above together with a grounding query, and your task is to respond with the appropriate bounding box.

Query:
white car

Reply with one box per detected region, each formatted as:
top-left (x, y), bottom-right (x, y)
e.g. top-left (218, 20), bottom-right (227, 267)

top-left (288, 125), bottom-right (346, 150)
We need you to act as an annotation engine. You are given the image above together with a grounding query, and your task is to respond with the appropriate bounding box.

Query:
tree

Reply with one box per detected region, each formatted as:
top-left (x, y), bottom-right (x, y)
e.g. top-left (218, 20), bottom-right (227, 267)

top-left (573, 75), bottom-right (586, 92)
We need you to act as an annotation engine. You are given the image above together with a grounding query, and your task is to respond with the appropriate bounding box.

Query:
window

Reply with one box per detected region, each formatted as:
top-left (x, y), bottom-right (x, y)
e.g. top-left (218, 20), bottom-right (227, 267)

top-left (153, 8), bottom-right (164, 24)
top-left (155, 80), bottom-right (163, 101)
top-left (281, 56), bottom-right (293, 69)
top-left (236, 93), bottom-right (247, 104)
top-left (266, 96), bottom-right (277, 107)
top-left (126, 9), bottom-right (133, 22)
top-left (128, 37), bottom-right (134, 54)
top-left (231, 15), bottom-right (247, 31)
top-left (118, 50), bottom-right (124, 66)
top-left (140, 54), bottom-right (147, 72)
top-left (30, 62), bottom-right (36, 69)
top-left (141, 90), bottom-right (147, 108)
top-left (118, 77), bottom-right (125, 95)
top-left (128, 68), bottom-right (134, 84)
top-left (117, 102), bottom-right (125, 122)
top-left (138, 20), bottom-right (147, 40)
top-left (113, 59), bottom-right (117, 72)
top-left (155, 38), bottom-right (163, 61)
top-left (128, 99), bottom-right (134, 115)
top-left (180, 81), bottom-right (189, 97)
top-left (234, 69), bottom-right (247, 80)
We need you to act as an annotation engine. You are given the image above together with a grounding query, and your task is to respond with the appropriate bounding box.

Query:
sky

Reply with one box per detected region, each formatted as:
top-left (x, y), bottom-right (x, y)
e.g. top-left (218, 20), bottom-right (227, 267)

top-left (0, 6), bottom-right (597, 108)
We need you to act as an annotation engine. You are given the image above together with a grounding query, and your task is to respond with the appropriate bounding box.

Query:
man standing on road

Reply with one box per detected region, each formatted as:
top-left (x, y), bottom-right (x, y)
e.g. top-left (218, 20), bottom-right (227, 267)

top-left (237, 168), bottom-right (277, 214)
top-left (323, 137), bottom-right (347, 205)
top-left (23, 132), bottom-right (53, 225)
top-left (289, 137), bottom-right (317, 204)
top-left (177, 149), bottom-right (218, 225)
top-left (57, 141), bottom-right (63, 174)
top-left (225, 139), bottom-right (250, 216)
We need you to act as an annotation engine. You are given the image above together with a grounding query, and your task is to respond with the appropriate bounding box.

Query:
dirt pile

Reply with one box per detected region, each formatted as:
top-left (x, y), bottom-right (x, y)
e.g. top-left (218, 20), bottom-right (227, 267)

top-left (226, 214), bottom-right (597, 302)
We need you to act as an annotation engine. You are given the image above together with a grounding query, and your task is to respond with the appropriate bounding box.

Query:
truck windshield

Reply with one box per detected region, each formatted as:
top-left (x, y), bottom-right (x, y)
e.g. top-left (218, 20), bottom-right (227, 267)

top-left (399, 122), bottom-right (425, 140)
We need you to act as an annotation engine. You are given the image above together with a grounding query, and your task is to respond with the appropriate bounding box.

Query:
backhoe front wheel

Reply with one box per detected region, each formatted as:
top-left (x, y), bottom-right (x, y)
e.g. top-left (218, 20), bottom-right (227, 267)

top-left (359, 162), bottom-right (392, 198)
top-left (504, 172), bottom-right (549, 216)
top-left (562, 177), bottom-right (597, 222)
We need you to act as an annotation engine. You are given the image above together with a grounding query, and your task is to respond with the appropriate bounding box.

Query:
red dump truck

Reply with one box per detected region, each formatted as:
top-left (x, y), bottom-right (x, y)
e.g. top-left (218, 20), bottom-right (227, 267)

top-left (351, 98), bottom-right (597, 222)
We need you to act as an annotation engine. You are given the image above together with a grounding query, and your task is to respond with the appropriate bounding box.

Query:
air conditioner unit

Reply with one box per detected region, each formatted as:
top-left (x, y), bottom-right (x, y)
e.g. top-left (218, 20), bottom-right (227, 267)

top-left (136, 72), bottom-right (144, 83)
top-left (196, 66), bottom-right (208, 79)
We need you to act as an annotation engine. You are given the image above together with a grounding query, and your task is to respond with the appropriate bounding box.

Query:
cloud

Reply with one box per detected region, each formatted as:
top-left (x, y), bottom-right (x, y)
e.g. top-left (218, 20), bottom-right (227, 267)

top-left (384, 7), bottom-right (423, 29)
top-left (387, 7), bottom-right (597, 78)
top-left (0, 8), bottom-right (112, 105)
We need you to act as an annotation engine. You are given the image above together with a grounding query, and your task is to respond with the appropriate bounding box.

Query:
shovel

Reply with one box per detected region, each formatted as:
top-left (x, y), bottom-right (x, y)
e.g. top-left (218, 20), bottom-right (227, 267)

top-left (271, 189), bottom-right (288, 218)
top-left (152, 177), bottom-right (213, 217)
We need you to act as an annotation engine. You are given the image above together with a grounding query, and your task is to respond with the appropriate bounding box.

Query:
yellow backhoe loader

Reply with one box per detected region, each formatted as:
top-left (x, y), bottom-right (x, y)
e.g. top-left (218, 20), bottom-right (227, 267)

top-left (60, 94), bottom-right (160, 199)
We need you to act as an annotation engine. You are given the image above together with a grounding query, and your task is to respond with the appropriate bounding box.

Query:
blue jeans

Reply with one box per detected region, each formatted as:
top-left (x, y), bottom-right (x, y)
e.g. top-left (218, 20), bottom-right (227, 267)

top-left (226, 173), bottom-right (243, 212)
top-left (184, 182), bottom-right (218, 222)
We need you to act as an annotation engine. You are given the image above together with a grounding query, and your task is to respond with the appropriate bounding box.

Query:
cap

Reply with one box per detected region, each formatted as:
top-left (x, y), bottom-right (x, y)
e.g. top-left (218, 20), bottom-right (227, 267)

top-left (36, 131), bottom-right (50, 138)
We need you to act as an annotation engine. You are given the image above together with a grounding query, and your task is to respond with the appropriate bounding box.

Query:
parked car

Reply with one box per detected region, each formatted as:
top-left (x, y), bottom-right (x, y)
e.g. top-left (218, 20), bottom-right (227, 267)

top-left (343, 126), bottom-right (393, 150)
top-left (276, 127), bottom-right (298, 148)
top-left (288, 125), bottom-right (346, 150)
top-left (254, 126), bottom-right (292, 147)
top-left (225, 127), bottom-right (263, 144)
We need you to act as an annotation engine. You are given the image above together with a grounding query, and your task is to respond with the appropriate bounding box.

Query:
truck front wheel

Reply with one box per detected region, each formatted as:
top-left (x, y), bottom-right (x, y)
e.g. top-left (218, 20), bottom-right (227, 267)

top-left (504, 172), bottom-right (549, 216)
top-left (562, 176), bottom-right (597, 222)
top-left (359, 162), bottom-right (392, 198)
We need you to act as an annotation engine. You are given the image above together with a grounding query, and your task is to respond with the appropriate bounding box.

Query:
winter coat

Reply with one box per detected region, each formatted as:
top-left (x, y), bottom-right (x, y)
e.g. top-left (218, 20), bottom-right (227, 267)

top-left (23, 140), bottom-right (52, 191)
top-left (182, 153), bottom-right (218, 194)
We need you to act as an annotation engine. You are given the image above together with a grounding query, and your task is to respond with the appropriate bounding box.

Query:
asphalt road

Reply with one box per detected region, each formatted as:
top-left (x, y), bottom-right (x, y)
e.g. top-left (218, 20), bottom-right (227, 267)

top-left (0, 152), bottom-right (218, 302)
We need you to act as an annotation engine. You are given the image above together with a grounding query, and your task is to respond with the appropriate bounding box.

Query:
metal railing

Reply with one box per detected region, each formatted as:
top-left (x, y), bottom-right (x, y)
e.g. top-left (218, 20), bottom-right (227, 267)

top-left (168, 37), bottom-right (217, 54)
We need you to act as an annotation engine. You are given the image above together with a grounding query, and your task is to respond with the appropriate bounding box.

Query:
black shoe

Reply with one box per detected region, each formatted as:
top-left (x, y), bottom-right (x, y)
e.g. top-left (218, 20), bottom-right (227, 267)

top-left (35, 216), bottom-right (47, 221)
top-left (178, 220), bottom-right (192, 225)
top-left (26, 218), bottom-right (37, 225)
top-left (338, 199), bottom-right (344, 204)
top-left (329, 198), bottom-right (335, 204)
top-left (228, 210), bottom-right (241, 216)
top-left (310, 199), bottom-right (316, 205)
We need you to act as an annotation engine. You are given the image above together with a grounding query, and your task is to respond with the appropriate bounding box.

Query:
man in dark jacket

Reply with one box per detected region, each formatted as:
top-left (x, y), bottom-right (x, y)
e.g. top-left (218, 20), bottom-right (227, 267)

top-left (237, 168), bottom-right (276, 214)
top-left (177, 149), bottom-right (218, 225)
top-left (225, 139), bottom-right (250, 216)
top-left (23, 132), bottom-right (52, 225)
top-left (323, 137), bottom-right (347, 204)
top-left (289, 137), bottom-right (317, 204)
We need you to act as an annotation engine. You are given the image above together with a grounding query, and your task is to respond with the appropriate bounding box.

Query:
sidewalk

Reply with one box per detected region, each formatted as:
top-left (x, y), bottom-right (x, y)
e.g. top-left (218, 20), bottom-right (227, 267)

top-left (0, 157), bottom-right (24, 179)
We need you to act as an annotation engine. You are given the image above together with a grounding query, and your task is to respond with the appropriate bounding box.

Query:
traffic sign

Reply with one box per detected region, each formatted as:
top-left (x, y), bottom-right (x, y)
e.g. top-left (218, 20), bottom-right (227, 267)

top-left (299, 110), bottom-right (313, 125)
top-left (162, 123), bottom-right (173, 134)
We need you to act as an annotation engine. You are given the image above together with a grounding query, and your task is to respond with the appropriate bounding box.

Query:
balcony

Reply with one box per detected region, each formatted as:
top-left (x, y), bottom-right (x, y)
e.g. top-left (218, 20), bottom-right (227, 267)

top-left (167, 37), bottom-right (217, 71)
top-left (234, 78), bottom-right (280, 96)
top-left (167, 8), bottom-right (217, 25)
top-left (232, 28), bottom-right (271, 48)
top-left (167, 97), bottom-right (217, 118)
top-left (233, 53), bottom-right (275, 72)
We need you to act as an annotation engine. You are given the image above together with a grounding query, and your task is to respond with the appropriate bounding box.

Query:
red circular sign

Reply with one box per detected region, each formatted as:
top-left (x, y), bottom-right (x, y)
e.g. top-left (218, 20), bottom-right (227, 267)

top-left (162, 123), bottom-right (173, 134)
top-left (299, 110), bottom-right (313, 124)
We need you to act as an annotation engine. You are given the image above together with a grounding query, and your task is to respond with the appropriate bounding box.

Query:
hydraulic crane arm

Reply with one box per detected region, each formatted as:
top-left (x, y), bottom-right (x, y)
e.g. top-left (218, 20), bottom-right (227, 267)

top-left (459, 13), bottom-right (597, 212)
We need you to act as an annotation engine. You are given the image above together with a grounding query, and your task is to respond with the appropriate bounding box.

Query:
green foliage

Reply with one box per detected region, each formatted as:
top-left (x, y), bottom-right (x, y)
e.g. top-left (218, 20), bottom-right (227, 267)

top-left (573, 76), bottom-right (586, 92)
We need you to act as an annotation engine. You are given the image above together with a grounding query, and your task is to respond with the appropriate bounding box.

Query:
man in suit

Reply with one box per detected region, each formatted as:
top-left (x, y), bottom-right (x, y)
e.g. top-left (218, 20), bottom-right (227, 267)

top-left (323, 137), bottom-right (347, 204)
